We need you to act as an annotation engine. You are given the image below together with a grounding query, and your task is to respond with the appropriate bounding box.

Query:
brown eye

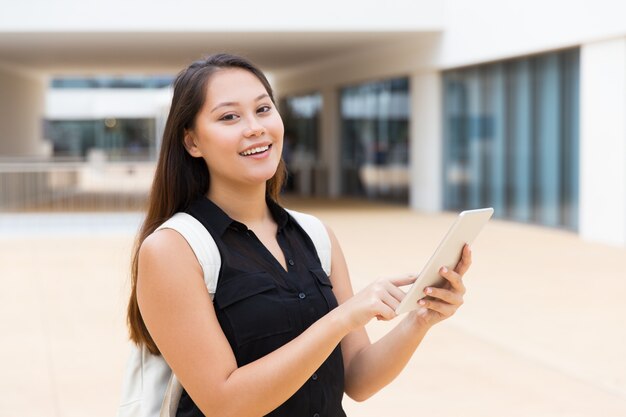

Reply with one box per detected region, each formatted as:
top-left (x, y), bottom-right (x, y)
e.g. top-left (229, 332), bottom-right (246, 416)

top-left (220, 113), bottom-right (238, 121)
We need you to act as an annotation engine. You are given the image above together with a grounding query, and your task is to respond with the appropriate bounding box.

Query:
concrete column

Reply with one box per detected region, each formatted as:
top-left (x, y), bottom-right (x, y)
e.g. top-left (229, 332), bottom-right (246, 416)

top-left (580, 37), bottom-right (626, 246)
top-left (320, 87), bottom-right (341, 198)
top-left (409, 70), bottom-right (443, 212)
top-left (0, 67), bottom-right (47, 157)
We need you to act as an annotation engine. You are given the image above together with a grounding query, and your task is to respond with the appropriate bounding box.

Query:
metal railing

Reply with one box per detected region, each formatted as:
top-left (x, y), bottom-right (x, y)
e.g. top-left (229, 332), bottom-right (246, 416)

top-left (0, 159), bottom-right (154, 212)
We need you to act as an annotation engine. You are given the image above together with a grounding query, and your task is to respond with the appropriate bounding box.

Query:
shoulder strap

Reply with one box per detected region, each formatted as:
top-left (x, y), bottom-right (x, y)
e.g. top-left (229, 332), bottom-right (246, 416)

top-left (287, 209), bottom-right (332, 276)
top-left (156, 212), bottom-right (220, 296)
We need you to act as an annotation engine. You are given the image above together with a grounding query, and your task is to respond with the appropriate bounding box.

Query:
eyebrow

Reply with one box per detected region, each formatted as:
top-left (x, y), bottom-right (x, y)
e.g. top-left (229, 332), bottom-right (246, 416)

top-left (210, 93), bottom-right (270, 113)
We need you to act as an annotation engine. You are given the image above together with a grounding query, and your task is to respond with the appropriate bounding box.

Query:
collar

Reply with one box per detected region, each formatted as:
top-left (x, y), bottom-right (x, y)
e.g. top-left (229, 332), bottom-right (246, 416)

top-left (267, 196), bottom-right (289, 231)
top-left (187, 195), bottom-right (289, 236)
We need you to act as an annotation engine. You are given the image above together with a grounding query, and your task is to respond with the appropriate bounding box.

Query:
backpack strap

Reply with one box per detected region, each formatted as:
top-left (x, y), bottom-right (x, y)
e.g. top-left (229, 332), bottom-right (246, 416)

top-left (156, 212), bottom-right (221, 297)
top-left (287, 209), bottom-right (332, 276)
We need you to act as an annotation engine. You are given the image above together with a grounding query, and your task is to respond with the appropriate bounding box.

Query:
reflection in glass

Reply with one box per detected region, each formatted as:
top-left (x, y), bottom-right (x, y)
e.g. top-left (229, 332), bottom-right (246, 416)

top-left (280, 93), bottom-right (322, 195)
top-left (340, 78), bottom-right (410, 202)
top-left (46, 118), bottom-right (156, 162)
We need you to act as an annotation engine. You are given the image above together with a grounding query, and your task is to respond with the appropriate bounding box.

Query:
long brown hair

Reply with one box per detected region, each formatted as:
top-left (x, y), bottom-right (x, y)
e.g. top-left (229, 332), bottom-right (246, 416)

top-left (127, 53), bottom-right (287, 354)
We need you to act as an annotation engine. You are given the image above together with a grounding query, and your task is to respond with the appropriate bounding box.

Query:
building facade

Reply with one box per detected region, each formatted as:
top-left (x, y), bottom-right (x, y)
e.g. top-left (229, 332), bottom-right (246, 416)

top-left (1, 0), bottom-right (625, 245)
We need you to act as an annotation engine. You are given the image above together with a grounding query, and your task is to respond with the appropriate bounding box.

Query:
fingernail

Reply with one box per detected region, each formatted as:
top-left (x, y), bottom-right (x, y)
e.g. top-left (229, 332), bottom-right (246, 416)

top-left (419, 299), bottom-right (426, 306)
top-left (441, 266), bottom-right (448, 273)
top-left (425, 287), bottom-right (433, 294)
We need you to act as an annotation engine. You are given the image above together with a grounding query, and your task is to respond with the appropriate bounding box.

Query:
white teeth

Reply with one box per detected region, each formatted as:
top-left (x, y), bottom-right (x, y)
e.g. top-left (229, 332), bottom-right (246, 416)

top-left (240, 145), bottom-right (270, 156)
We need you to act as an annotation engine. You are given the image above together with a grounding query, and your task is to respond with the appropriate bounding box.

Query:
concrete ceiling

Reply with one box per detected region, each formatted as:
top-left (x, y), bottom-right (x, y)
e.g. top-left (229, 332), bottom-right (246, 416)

top-left (0, 31), bottom-right (433, 75)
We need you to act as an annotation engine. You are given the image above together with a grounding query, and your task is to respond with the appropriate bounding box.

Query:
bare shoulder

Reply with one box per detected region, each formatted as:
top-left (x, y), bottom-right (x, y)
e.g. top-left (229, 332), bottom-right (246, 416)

top-left (140, 227), bottom-right (195, 258)
top-left (136, 227), bottom-right (205, 311)
top-left (322, 223), bottom-right (339, 257)
top-left (323, 223), bottom-right (342, 261)
top-left (139, 227), bottom-right (202, 280)
top-left (322, 223), bottom-right (356, 302)
top-left (323, 222), bottom-right (336, 240)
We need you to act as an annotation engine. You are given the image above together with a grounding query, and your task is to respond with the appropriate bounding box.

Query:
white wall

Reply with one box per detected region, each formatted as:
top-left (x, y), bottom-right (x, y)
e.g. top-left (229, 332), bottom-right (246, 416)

top-left (0, 66), bottom-right (47, 156)
top-left (275, 35), bottom-right (441, 95)
top-left (441, 0), bottom-right (626, 68)
top-left (0, 0), bottom-right (443, 31)
top-left (46, 89), bottom-right (172, 120)
top-left (579, 37), bottom-right (626, 246)
top-left (409, 71), bottom-right (442, 212)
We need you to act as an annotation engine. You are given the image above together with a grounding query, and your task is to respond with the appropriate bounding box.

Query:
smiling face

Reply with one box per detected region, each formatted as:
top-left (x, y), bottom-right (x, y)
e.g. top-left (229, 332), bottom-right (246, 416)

top-left (183, 68), bottom-right (284, 194)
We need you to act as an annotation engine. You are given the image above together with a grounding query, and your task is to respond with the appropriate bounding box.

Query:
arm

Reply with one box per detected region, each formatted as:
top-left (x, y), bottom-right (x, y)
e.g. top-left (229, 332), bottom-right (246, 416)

top-left (136, 229), bottom-right (402, 417)
top-left (326, 226), bottom-right (472, 401)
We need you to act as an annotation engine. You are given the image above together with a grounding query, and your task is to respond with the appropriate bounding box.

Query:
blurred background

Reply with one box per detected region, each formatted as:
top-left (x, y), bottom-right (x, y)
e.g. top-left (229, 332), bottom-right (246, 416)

top-left (1, 0), bottom-right (626, 416)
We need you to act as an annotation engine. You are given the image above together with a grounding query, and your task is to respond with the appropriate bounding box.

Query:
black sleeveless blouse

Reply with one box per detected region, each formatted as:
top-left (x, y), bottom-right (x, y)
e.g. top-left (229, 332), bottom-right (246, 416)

top-left (176, 196), bottom-right (346, 417)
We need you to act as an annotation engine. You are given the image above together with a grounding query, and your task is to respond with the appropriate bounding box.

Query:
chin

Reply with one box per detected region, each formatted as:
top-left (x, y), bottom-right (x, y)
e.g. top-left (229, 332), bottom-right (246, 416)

top-left (244, 167), bottom-right (280, 185)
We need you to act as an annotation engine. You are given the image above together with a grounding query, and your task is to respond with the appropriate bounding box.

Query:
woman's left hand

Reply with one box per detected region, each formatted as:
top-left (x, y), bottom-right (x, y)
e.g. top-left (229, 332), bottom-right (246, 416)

top-left (406, 244), bottom-right (472, 328)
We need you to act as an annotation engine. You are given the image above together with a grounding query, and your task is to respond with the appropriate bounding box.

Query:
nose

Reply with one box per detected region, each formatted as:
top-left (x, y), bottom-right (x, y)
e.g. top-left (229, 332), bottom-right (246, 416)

top-left (243, 118), bottom-right (266, 137)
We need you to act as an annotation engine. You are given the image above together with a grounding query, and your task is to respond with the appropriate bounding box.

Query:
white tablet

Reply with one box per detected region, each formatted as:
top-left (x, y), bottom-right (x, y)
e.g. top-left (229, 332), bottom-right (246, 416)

top-left (395, 207), bottom-right (494, 315)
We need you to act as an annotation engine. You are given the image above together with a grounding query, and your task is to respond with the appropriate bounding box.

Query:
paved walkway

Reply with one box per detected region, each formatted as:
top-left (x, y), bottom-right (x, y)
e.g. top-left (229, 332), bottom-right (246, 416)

top-left (1, 198), bottom-right (625, 417)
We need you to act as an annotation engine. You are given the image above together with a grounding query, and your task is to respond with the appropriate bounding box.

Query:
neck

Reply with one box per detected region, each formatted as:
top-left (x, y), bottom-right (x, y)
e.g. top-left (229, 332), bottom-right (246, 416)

top-left (208, 180), bottom-right (271, 226)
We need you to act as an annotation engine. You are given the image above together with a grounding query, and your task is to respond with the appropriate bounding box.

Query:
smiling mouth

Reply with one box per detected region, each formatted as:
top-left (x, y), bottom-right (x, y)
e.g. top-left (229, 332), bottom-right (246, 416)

top-left (240, 144), bottom-right (272, 156)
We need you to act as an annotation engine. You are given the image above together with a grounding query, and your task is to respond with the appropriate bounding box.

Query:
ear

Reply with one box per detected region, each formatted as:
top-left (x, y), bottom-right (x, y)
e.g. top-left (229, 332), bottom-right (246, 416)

top-left (183, 129), bottom-right (203, 158)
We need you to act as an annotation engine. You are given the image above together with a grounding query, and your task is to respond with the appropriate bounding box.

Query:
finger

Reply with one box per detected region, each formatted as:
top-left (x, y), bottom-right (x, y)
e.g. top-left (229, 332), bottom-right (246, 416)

top-left (439, 266), bottom-right (466, 293)
top-left (388, 273), bottom-right (418, 287)
top-left (379, 290), bottom-right (401, 311)
top-left (418, 298), bottom-right (457, 316)
top-left (376, 301), bottom-right (397, 321)
top-left (369, 285), bottom-right (401, 314)
top-left (423, 286), bottom-right (463, 306)
top-left (383, 280), bottom-right (408, 302)
top-left (455, 244), bottom-right (473, 275)
top-left (370, 281), bottom-right (403, 306)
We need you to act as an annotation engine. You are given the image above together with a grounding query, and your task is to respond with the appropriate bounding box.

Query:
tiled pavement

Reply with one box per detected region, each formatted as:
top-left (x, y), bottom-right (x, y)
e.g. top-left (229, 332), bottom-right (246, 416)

top-left (2, 198), bottom-right (625, 417)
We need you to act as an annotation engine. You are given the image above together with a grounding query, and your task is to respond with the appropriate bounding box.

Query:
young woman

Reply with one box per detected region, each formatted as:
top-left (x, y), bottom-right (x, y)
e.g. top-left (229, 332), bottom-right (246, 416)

top-left (127, 53), bottom-right (472, 417)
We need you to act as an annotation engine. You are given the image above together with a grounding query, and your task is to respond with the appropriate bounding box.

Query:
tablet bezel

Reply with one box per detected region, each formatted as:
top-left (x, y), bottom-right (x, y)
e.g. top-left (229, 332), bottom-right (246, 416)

top-left (395, 207), bottom-right (494, 315)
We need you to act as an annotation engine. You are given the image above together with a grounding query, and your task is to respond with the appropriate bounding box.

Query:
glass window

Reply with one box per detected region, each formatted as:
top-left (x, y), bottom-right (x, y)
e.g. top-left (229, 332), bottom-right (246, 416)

top-left (50, 75), bottom-right (174, 89)
top-left (443, 48), bottom-right (580, 230)
top-left (340, 77), bottom-right (410, 203)
top-left (46, 118), bottom-right (156, 161)
top-left (280, 93), bottom-right (322, 194)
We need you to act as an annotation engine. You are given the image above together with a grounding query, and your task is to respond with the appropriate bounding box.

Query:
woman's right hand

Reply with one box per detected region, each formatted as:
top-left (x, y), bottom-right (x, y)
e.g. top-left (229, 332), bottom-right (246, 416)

top-left (335, 275), bottom-right (416, 330)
